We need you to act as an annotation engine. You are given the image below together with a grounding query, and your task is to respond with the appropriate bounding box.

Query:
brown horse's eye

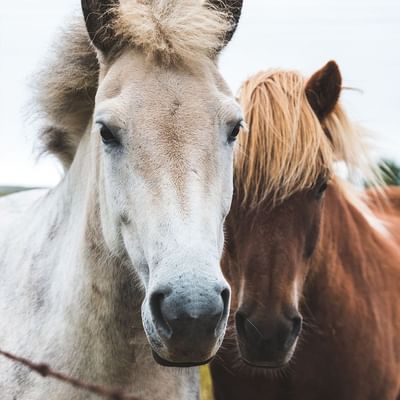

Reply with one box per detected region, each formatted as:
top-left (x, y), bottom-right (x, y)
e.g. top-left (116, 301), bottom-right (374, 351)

top-left (228, 121), bottom-right (243, 144)
top-left (316, 182), bottom-right (328, 199)
top-left (99, 123), bottom-right (119, 146)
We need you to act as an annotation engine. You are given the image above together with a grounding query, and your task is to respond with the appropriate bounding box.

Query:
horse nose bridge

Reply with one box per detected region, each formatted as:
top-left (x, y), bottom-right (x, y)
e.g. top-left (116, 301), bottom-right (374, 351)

top-left (149, 250), bottom-right (228, 287)
top-left (239, 254), bottom-right (299, 307)
top-left (250, 273), bottom-right (300, 311)
top-left (238, 294), bottom-right (285, 319)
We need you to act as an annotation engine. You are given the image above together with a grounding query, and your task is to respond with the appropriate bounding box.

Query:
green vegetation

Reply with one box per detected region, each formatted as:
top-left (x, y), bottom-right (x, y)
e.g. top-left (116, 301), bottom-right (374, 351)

top-left (378, 160), bottom-right (400, 186)
top-left (0, 186), bottom-right (36, 197)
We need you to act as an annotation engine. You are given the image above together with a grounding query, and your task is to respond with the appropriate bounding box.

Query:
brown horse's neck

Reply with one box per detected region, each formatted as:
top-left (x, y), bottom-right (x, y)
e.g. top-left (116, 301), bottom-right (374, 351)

top-left (306, 183), bottom-right (400, 326)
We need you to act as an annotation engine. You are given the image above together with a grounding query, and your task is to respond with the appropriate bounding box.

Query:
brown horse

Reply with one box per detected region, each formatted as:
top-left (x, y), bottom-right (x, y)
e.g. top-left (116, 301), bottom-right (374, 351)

top-left (211, 62), bottom-right (400, 400)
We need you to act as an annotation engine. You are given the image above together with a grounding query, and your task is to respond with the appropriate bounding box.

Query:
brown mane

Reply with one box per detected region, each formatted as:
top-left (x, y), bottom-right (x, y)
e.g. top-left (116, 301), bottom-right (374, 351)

top-left (234, 69), bottom-right (378, 207)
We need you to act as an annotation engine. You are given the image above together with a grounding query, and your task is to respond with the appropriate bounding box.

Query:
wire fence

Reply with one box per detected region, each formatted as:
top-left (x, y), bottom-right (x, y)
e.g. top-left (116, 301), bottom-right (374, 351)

top-left (0, 348), bottom-right (140, 400)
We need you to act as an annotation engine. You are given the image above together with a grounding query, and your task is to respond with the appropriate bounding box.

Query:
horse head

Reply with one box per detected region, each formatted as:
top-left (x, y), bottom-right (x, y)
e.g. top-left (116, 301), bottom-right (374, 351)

top-left (80, 0), bottom-right (243, 367)
top-left (224, 61), bottom-right (342, 368)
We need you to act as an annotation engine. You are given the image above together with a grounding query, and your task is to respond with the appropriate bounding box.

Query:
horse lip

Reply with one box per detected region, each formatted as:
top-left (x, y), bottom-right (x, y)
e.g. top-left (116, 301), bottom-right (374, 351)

top-left (152, 350), bottom-right (212, 368)
top-left (241, 355), bottom-right (288, 369)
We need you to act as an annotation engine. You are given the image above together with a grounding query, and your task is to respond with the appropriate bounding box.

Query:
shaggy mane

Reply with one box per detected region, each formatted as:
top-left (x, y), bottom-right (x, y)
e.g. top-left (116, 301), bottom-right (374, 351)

top-left (234, 69), bottom-right (379, 207)
top-left (33, 0), bottom-right (232, 168)
top-left (115, 0), bottom-right (233, 64)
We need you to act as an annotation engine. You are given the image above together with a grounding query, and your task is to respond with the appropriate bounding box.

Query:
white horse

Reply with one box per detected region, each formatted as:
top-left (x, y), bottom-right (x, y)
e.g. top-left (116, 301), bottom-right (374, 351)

top-left (0, 1), bottom-right (243, 398)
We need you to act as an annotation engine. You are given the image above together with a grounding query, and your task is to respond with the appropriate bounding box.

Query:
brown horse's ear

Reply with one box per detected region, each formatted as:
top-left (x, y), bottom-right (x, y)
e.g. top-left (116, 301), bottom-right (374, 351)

top-left (305, 61), bottom-right (342, 121)
top-left (207, 0), bottom-right (243, 51)
top-left (81, 0), bottom-right (121, 54)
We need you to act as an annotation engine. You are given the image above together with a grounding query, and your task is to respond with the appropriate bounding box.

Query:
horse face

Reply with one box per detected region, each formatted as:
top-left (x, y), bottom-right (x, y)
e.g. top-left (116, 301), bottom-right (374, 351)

top-left (92, 50), bottom-right (242, 366)
top-left (224, 181), bottom-right (328, 368)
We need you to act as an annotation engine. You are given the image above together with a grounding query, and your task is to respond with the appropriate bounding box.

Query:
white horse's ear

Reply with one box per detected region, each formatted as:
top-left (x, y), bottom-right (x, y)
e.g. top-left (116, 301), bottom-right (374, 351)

top-left (305, 61), bottom-right (342, 121)
top-left (207, 0), bottom-right (243, 52)
top-left (81, 0), bottom-right (121, 54)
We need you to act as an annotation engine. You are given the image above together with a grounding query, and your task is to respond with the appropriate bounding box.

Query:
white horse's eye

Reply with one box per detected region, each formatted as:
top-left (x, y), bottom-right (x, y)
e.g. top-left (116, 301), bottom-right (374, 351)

top-left (228, 120), bottom-right (244, 144)
top-left (99, 123), bottom-right (120, 146)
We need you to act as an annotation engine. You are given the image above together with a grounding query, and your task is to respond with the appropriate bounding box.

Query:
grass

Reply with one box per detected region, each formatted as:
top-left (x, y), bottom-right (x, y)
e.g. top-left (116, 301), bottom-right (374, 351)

top-left (0, 186), bottom-right (35, 197)
top-left (200, 366), bottom-right (213, 400)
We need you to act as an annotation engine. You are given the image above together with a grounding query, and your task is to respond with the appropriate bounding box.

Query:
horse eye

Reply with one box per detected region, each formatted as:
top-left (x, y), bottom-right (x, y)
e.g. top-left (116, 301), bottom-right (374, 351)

top-left (316, 182), bottom-right (328, 198)
top-left (99, 123), bottom-right (119, 146)
top-left (228, 121), bottom-right (243, 144)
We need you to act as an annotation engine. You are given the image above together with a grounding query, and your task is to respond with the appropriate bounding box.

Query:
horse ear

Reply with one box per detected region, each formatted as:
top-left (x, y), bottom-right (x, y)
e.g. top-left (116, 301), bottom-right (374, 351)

top-left (207, 0), bottom-right (243, 51)
top-left (305, 61), bottom-right (342, 121)
top-left (81, 0), bottom-right (121, 54)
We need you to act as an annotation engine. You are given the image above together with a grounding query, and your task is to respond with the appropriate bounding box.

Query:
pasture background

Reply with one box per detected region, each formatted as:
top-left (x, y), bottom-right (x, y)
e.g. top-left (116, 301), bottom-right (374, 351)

top-left (0, 0), bottom-right (399, 188)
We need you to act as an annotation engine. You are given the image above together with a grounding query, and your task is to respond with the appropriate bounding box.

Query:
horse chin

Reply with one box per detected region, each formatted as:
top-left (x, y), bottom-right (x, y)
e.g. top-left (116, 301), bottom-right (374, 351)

top-left (152, 350), bottom-right (212, 368)
top-left (237, 343), bottom-right (295, 371)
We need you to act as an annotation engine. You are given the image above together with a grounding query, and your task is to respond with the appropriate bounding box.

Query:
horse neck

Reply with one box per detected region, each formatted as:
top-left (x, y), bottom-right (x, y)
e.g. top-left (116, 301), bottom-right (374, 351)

top-left (306, 182), bottom-right (397, 322)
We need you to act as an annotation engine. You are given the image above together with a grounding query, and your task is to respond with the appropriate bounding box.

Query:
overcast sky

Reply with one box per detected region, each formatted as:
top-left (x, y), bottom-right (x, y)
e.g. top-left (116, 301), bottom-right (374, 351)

top-left (1, 0), bottom-right (399, 187)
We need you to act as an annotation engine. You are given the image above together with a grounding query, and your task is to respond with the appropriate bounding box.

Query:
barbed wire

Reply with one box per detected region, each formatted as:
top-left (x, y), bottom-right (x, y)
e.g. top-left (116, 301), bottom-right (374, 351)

top-left (0, 348), bottom-right (140, 400)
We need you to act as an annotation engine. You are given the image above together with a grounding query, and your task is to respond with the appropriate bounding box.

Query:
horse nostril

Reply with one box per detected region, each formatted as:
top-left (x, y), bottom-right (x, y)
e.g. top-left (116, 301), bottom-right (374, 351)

top-left (214, 288), bottom-right (230, 335)
top-left (149, 291), bottom-right (172, 339)
top-left (235, 311), bottom-right (263, 343)
top-left (283, 313), bottom-right (302, 350)
top-left (220, 288), bottom-right (230, 318)
top-left (235, 311), bottom-right (246, 338)
top-left (291, 314), bottom-right (303, 338)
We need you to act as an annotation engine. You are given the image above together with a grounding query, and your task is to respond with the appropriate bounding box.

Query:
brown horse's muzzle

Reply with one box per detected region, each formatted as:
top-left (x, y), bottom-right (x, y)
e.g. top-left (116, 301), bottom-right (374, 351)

top-left (235, 309), bottom-right (302, 368)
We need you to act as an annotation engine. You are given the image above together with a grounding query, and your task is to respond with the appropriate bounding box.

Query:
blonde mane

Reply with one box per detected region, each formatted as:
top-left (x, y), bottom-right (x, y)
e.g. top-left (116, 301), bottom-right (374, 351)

top-left (234, 69), bottom-right (378, 207)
